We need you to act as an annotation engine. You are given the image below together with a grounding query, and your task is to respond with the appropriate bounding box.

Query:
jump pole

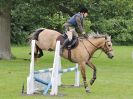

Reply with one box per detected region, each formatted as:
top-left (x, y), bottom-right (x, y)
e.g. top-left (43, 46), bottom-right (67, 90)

top-left (50, 41), bottom-right (60, 95)
top-left (27, 40), bottom-right (80, 95)
top-left (27, 40), bottom-right (35, 94)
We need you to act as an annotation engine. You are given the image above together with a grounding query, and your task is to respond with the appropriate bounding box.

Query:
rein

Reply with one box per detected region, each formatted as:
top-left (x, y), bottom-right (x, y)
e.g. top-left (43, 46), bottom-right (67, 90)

top-left (80, 38), bottom-right (103, 59)
top-left (81, 39), bottom-right (91, 58)
top-left (86, 39), bottom-right (99, 49)
top-left (92, 50), bottom-right (103, 58)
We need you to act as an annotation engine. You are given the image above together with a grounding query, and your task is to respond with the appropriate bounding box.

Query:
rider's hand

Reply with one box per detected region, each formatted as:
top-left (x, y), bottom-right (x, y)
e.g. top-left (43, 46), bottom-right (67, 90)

top-left (82, 32), bottom-right (88, 38)
top-left (82, 32), bottom-right (86, 35)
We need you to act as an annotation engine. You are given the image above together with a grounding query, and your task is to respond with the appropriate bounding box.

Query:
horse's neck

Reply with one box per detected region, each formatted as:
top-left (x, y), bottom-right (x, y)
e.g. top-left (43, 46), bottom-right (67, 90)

top-left (91, 38), bottom-right (105, 48)
top-left (86, 38), bottom-right (105, 54)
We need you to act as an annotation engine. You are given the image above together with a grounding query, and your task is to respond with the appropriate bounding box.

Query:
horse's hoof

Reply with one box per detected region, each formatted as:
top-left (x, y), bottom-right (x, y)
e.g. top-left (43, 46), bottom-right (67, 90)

top-left (86, 87), bottom-right (91, 93)
top-left (90, 80), bottom-right (94, 85)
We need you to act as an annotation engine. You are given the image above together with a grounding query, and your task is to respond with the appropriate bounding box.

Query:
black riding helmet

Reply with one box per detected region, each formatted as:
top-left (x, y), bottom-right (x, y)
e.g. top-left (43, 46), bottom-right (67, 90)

top-left (80, 7), bottom-right (88, 13)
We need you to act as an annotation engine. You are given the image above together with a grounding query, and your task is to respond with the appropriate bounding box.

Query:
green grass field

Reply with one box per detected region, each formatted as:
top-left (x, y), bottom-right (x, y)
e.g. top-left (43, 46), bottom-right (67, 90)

top-left (0, 46), bottom-right (133, 99)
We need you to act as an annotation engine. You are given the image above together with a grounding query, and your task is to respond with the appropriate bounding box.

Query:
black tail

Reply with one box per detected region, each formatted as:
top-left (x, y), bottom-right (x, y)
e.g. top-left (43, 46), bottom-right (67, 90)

top-left (33, 28), bottom-right (45, 40)
top-left (28, 28), bottom-right (45, 58)
top-left (27, 28), bottom-right (45, 44)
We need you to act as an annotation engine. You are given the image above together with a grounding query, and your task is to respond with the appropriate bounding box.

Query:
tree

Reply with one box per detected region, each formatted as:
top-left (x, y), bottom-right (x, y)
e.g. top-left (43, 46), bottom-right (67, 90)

top-left (0, 0), bottom-right (11, 59)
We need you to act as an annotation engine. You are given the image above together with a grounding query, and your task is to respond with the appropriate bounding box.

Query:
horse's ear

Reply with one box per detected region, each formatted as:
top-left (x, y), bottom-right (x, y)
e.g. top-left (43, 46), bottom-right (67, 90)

top-left (105, 34), bottom-right (110, 40)
top-left (108, 36), bottom-right (111, 40)
top-left (105, 35), bottom-right (107, 40)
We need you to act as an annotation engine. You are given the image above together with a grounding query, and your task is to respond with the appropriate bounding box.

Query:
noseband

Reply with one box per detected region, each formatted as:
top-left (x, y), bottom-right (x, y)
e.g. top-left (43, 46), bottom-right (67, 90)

top-left (102, 40), bottom-right (113, 54)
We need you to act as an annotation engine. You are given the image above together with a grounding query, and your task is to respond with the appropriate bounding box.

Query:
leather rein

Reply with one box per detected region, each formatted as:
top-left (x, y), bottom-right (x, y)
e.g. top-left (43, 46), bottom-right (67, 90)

top-left (81, 37), bottom-right (111, 59)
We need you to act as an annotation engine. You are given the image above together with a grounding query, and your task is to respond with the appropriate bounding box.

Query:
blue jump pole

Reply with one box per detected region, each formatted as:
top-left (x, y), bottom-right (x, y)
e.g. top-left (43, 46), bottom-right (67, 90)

top-left (34, 77), bottom-right (49, 85)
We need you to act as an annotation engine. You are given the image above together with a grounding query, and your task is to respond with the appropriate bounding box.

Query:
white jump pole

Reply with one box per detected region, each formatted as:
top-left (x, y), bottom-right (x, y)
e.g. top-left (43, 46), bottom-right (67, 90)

top-left (50, 41), bottom-right (60, 95)
top-left (74, 64), bottom-right (80, 87)
top-left (27, 40), bottom-right (35, 94)
top-left (58, 53), bottom-right (62, 86)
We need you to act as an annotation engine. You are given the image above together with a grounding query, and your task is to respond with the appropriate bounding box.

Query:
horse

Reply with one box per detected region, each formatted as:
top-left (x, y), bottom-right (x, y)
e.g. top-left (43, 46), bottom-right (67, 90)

top-left (29, 28), bottom-right (114, 93)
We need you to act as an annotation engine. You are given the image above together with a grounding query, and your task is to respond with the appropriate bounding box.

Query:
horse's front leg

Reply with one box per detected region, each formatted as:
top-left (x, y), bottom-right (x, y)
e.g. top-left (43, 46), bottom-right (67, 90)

top-left (86, 60), bottom-right (97, 85)
top-left (79, 62), bottom-right (90, 93)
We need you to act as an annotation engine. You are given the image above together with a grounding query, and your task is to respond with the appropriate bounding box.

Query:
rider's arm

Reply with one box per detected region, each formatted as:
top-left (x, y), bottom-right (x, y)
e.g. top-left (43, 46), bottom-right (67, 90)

top-left (75, 16), bottom-right (84, 34)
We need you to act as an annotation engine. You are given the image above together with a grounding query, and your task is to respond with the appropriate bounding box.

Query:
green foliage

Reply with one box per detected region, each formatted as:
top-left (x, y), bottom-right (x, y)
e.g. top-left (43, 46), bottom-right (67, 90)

top-left (10, 0), bottom-right (133, 45)
top-left (89, 0), bottom-right (133, 21)
top-left (11, 1), bottom-right (64, 44)
top-left (92, 18), bottom-right (133, 45)
top-left (10, 0), bottom-right (85, 44)
top-left (89, 0), bottom-right (133, 45)
top-left (84, 19), bottom-right (91, 33)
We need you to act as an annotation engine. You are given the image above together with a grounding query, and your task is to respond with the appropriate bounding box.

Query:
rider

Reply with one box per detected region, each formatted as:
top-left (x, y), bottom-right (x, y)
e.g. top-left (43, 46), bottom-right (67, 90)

top-left (60, 7), bottom-right (89, 54)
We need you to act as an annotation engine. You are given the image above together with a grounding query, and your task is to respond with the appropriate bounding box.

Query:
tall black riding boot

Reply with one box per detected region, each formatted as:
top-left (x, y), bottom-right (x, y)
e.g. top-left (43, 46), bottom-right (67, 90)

top-left (60, 38), bottom-right (69, 55)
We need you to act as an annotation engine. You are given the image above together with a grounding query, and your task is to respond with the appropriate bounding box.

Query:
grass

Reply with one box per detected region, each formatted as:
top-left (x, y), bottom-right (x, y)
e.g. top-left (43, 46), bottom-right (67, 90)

top-left (0, 46), bottom-right (133, 99)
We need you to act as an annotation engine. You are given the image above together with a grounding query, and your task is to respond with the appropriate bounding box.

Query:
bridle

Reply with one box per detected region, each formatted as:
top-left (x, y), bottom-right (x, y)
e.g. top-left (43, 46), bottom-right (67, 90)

top-left (81, 36), bottom-right (113, 58)
top-left (102, 39), bottom-right (113, 55)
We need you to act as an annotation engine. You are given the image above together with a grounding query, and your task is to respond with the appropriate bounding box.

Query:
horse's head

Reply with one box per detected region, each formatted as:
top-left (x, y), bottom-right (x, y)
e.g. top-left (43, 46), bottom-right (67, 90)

top-left (101, 36), bottom-right (114, 59)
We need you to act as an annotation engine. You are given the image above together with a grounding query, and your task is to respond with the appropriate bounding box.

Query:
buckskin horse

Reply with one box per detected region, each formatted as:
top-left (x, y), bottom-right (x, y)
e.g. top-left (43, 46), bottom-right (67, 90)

top-left (29, 28), bottom-right (114, 93)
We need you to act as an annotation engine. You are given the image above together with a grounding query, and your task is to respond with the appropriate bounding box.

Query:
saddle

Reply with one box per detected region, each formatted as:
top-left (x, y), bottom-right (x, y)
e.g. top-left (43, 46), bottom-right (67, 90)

top-left (56, 33), bottom-right (79, 61)
top-left (57, 33), bottom-right (79, 49)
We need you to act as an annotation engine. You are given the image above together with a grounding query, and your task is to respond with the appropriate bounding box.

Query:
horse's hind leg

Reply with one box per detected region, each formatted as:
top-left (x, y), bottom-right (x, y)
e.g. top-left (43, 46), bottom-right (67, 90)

top-left (79, 62), bottom-right (90, 93)
top-left (34, 44), bottom-right (39, 59)
top-left (86, 60), bottom-right (97, 85)
top-left (29, 43), bottom-right (38, 59)
top-left (36, 45), bottom-right (43, 58)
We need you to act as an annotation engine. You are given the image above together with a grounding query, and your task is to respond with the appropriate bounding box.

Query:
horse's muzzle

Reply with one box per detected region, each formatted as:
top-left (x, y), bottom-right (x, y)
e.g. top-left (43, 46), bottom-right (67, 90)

top-left (108, 53), bottom-right (114, 59)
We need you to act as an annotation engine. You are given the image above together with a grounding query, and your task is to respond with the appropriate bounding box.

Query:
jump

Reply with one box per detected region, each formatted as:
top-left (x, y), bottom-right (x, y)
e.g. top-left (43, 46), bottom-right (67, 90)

top-left (28, 28), bottom-right (114, 93)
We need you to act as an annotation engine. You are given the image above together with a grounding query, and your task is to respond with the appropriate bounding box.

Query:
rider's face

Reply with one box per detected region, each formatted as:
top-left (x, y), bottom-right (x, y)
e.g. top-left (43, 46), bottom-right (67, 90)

top-left (84, 13), bottom-right (88, 17)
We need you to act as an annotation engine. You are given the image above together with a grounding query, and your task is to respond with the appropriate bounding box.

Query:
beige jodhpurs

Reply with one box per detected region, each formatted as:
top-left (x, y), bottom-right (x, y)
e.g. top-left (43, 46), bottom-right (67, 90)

top-left (64, 23), bottom-right (78, 41)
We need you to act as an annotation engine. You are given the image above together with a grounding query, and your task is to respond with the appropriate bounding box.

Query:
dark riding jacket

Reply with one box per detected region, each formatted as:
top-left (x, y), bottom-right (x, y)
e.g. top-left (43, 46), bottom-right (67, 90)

top-left (66, 12), bottom-right (84, 34)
